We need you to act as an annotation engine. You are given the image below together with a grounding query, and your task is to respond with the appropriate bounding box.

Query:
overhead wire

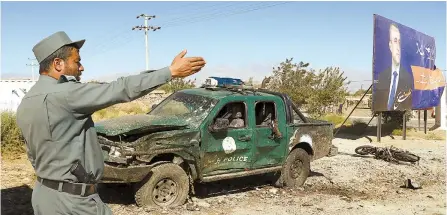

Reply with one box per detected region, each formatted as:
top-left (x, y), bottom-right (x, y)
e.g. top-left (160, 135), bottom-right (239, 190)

top-left (155, 2), bottom-right (259, 26)
top-left (87, 2), bottom-right (233, 56)
top-left (163, 2), bottom-right (291, 29)
top-left (155, 2), bottom-right (235, 21)
top-left (87, 1), bottom-right (207, 55)
top-left (89, 1), bottom-right (291, 58)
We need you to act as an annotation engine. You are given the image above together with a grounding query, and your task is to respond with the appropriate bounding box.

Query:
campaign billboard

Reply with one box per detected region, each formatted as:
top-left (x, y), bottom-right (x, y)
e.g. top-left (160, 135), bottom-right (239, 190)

top-left (372, 14), bottom-right (445, 112)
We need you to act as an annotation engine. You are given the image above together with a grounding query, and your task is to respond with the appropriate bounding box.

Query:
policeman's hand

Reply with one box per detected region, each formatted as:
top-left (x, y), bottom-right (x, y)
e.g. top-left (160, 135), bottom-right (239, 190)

top-left (170, 50), bottom-right (206, 78)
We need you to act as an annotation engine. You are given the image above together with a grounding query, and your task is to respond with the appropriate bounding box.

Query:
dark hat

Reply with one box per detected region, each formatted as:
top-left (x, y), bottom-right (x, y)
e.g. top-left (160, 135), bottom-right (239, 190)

top-left (32, 31), bottom-right (85, 63)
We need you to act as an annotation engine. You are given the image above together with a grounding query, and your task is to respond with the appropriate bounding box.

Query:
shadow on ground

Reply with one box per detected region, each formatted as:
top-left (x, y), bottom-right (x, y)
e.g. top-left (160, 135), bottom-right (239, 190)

top-left (193, 173), bottom-right (281, 199)
top-left (98, 183), bottom-right (136, 205)
top-left (98, 173), bottom-right (287, 204)
top-left (334, 121), bottom-right (401, 141)
top-left (192, 170), bottom-right (327, 199)
top-left (1, 185), bottom-right (34, 215)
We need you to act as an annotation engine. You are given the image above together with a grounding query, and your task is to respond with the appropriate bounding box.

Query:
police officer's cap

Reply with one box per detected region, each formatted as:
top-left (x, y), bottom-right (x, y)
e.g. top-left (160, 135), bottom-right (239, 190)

top-left (32, 31), bottom-right (85, 64)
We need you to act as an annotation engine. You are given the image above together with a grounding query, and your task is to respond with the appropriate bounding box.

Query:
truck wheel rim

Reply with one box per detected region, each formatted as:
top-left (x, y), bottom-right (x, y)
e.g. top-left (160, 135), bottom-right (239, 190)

top-left (152, 178), bottom-right (178, 206)
top-left (291, 159), bottom-right (303, 179)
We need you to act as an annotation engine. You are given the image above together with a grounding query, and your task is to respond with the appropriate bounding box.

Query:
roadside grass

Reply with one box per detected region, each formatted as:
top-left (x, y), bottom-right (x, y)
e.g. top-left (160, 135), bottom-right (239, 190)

top-left (392, 128), bottom-right (446, 140)
top-left (1, 111), bottom-right (27, 159)
top-left (333, 115), bottom-right (445, 140)
top-left (320, 113), bottom-right (352, 128)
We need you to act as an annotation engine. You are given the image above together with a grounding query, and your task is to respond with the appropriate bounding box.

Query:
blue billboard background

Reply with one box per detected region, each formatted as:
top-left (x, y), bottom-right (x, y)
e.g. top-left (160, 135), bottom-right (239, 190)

top-left (372, 14), bottom-right (443, 111)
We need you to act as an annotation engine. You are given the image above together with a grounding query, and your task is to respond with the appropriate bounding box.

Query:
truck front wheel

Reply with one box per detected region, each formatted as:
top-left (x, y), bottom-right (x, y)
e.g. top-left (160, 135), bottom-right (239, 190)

top-left (276, 148), bottom-right (310, 188)
top-left (135, 163), bottom-right (190, 207)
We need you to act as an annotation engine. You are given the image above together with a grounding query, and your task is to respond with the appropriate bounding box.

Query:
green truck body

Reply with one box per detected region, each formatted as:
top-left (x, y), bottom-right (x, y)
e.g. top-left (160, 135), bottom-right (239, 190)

top-left (95, 87), bottom-right (334, 207)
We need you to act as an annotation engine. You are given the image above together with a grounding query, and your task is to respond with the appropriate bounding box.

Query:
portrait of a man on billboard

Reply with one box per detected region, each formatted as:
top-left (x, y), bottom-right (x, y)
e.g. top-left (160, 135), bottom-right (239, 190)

top-left (373, 23), bottom-right (413, 111)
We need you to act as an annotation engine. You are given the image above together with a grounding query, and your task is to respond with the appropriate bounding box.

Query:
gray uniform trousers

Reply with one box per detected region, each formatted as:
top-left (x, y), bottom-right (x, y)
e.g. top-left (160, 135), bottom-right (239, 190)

top-left (32, 181), bottom-right (112, 215)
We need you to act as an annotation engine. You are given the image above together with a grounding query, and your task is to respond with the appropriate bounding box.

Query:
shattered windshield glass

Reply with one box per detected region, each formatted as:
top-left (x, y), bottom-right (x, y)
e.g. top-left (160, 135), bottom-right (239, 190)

top-left (148, 92), bottom-right (218, 128)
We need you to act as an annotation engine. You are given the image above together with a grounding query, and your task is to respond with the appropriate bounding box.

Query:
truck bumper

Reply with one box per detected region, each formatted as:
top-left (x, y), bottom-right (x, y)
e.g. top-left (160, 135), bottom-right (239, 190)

top-left (100, 163), bottom-right (154, 183)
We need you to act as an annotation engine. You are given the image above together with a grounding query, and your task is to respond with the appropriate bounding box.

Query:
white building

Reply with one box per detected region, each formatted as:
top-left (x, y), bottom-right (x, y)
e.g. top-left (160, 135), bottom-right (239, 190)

top-left (0, 79), bottom-right (37, 112)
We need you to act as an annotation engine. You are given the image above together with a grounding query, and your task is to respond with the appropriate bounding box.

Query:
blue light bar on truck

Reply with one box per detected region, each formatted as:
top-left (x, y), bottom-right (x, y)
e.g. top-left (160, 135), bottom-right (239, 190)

top-left (204, 77), bottom-right (244, 87)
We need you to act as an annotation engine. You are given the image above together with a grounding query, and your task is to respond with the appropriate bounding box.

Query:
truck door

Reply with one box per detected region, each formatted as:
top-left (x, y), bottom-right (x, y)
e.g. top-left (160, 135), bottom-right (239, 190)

top-left (200, 99), bottom-right (254, 176)
top-left (251, 99), bottom-right (287, 168)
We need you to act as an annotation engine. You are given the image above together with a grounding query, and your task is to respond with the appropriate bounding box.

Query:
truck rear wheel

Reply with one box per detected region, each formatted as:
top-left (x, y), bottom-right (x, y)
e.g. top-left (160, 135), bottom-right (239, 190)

top-left (276, 148), bottom-right (310, 188)
top-left (135, 163), bottom-right (190, 207)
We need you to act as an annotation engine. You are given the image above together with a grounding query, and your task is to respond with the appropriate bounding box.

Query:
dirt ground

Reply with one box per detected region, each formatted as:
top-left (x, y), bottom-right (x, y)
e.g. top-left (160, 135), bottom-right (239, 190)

top-left (2, 134), bottom-right (446, 215)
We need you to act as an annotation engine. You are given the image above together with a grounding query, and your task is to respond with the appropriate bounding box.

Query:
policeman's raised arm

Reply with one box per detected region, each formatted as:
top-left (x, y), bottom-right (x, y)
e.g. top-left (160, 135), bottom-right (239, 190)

top-left (65, 50), bottom-right (206, 116)
top-left (65, 68), bottom-right (170, 115)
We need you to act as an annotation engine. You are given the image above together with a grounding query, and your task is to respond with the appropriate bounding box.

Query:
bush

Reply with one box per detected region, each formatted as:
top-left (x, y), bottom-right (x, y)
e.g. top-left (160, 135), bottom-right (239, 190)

top-left (159, 78), bottom-right (196, 93)
top-left (391, 128), bottom-right (403, 136)
top-left (1, 111), bottom-right (26, 155)
top-left (379, 111), bottom-right (412, 128)
top-left (263, 58), bottom-right (350, 117)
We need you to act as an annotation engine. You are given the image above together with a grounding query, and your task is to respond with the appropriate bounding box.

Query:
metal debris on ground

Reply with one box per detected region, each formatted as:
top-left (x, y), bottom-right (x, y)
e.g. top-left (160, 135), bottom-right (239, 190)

top-left (401, 179), bottom-right (422, 189)
top-left (354, 145), bottom-right (420, 164)
top-left (327, 144), bottom-right (338, 157)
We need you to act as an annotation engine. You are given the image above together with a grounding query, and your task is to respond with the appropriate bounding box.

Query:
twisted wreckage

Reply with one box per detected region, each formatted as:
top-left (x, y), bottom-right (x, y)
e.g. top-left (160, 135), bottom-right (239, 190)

top-left (95, 79), bottom-right (336, 207)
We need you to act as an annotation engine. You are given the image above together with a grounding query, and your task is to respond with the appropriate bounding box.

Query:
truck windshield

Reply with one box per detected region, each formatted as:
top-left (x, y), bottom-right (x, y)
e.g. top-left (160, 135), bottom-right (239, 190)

top-left (147, 91), bottom-right (218, 128)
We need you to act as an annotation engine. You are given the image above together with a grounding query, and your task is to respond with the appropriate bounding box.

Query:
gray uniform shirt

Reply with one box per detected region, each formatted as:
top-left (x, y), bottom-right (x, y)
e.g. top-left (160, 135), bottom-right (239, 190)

top-left (16, 67), bottom-right (172, 183)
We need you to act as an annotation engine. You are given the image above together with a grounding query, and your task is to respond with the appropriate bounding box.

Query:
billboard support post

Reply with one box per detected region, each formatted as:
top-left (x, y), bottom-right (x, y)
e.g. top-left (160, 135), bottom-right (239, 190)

top-left (403, 111), bottom-right (407, 140)
top-left (424, 110), bottom-right (427, 134)
top-left (377, 112), bottom-right (382, 142)
top-left (418, 110), bottom-right (421, 131)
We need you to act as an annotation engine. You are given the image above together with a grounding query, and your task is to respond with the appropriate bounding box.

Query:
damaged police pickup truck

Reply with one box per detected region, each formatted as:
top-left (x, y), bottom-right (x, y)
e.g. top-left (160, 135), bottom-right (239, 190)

top-left (94, 78), bottom-right (335, 208)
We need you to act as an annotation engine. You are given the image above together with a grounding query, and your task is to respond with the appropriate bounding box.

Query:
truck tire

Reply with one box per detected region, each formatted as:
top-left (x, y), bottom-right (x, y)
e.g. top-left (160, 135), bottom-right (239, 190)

top-left (276, 148), bottom-right (310, 188)
top-left (135, 163), bottom-right (190, 207)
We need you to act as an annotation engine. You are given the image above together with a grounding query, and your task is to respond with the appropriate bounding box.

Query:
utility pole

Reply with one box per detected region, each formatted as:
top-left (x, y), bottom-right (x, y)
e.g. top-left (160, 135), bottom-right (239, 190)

top-left (26, 58), bottom-right (38, 81)
top-left (132, 14), bottom-right (161, 70)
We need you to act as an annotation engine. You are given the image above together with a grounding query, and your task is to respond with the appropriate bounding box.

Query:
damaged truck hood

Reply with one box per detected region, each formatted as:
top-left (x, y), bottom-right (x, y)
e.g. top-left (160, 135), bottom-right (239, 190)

top-left (94, 114), bottom-right (189, 136)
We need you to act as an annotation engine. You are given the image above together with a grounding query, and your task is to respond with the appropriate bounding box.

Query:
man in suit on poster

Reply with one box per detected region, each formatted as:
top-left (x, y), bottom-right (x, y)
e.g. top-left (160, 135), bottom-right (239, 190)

top-left (374, 23), bottom-right (413, 111)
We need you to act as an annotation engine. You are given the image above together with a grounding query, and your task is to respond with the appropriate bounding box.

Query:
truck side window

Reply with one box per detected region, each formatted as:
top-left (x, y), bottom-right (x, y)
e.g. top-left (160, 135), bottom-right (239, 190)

top-left (255, 101), bottom-right (276, 126)
top-left (215, 102), bottom-right (247, 128)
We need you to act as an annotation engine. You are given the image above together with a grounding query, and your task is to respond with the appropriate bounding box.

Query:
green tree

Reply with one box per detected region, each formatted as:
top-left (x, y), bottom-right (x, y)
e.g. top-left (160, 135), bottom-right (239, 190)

top-left (263, 58), bottom-right (350, 117)
top-left (263, 58), bottom-right (315, 108)
top-left (159, 78), bottom-right (196, 93)
top-left (307, 66), bottom-right (350, 116)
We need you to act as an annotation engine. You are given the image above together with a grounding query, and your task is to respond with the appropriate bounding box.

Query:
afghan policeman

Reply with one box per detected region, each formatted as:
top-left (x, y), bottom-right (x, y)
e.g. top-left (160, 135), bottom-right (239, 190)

top-left (16, 31), bottom-right (206, 215)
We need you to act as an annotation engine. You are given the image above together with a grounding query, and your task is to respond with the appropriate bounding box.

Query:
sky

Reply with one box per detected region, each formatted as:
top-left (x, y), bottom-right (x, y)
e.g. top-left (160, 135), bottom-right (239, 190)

top-left (1, 1), bottom-right (446, 92)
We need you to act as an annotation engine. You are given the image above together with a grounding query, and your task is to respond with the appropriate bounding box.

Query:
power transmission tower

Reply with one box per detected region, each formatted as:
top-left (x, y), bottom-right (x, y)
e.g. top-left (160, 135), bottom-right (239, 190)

top-left (26, 58), bottom-right (38, 81)
top-left (132, 14), bottom-right (161, 70)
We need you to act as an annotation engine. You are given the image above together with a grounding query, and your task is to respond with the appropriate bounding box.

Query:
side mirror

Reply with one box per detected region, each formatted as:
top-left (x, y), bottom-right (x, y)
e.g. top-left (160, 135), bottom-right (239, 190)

top-left (209, 118), bottom-right (229, 133)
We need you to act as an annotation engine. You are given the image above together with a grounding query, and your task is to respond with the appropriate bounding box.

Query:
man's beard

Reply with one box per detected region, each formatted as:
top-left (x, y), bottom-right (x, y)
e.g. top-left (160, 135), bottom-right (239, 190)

top-left (66, 69), bottom-right (81, 81)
